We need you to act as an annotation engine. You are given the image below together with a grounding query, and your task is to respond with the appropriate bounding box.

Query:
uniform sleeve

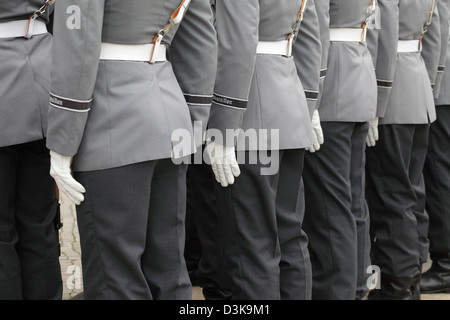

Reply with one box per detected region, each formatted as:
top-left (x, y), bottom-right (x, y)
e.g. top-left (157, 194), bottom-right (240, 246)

top-left (313, 0), bottom-right (330, 109)
top-left (292, 0), bottom-right (322, 118)
top-left (372, 0), bottom-right (399, 118)
top-left (432, 0), bottom-right (449, 99)
top-left (46, 0), bottom-right (104, 156)
top-left (206, 0), bottom-right (259, 147)
top-left (169, 0), bottom-right (218, 145)
top-left (422, 2), bottom-right (442, 94)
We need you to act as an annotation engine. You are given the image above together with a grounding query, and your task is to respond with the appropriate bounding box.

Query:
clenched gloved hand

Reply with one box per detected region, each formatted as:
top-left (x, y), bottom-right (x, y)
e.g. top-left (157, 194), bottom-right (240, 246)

top-left (306, 109), bottom-right (324, 153)
top-left (366, 117), bottom-right (379, 147)
top-left (205, 141), bottom-right (241, 187)
top-left (50, 150), bottom-right (86, 205)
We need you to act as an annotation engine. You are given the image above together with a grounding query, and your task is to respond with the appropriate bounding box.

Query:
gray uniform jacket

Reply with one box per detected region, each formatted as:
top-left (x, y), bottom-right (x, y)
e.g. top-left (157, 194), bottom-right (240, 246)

top-left (293, 0), bottom-right (322, 117)
top-left (207, 0), bottom-right (317, 151)
top-left (318, 0), bottom-right (378, 123)
top-left (435, 2), bottom-right (450, 106)
top-left (367, 0), bottom-right (399, 118)
top-left (0, 0), bottom-right (53, 147)
top-left (380, 0), bottom-right (440, 125)
top-left (46, 0), bottom-right (217, 172)
top-left (432, 0), bottom-right (449, 101)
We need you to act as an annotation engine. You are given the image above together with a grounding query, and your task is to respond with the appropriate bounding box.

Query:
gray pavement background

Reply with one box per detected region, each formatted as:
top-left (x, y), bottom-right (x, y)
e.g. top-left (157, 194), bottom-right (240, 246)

top-left (59, 192), bottom-right (84, 299)
top-left (58, 192), bottom-right (449, 300)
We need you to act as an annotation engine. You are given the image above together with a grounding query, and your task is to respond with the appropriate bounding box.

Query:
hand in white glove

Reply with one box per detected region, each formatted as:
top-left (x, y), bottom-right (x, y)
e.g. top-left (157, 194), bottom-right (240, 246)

top-left (49, 150), bottom-right (86, 205)
top-left (306, 109), bottom-right (324, 153)
top-left (366, 117), bottom-right (379, 147)
top-left (205, 141), bottom-right (241, 187)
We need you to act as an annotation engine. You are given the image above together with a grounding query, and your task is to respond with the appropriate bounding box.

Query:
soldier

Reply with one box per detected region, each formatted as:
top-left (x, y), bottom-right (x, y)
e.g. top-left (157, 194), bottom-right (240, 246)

top-left (0, 0), bottom-right (62, 300)
top-left (365, 0), bottom-right (399, 299)
top-left (301, 0), bottom-right (379, 300)
top-left (46, 0), bottom-right (217, 299)
top-left (415, 0), bottom-right (442, 292)
top-left (289, 0), bottom-right (323, 298)
top-left (300, 0), bottom-right (330, 155)
top-left (366, 0), bottom-right (441, 300)
top-left (206, 0), bottom-right (321, 299)
top-left (182, 0), bottom-right (233, 300)
top-left (421, 0), bottom-right (450, 294)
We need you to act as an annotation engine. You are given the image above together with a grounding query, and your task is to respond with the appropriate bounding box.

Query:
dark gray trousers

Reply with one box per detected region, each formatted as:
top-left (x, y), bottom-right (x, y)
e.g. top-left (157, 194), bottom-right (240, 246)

top-left (74, 159), bottom-right (191, 300)
top-left (213, 149), bottom-right (311, 300)
top-left (302, 121), bottom-right (371, 300)
top-left (424, 106), bottom-right (450, 261)
top-left (185, 148), bottom-right (231, 300)
top-left (366, 124), bottom-right (429, 281)
top-left (0, 139), bottom-right (62, 300)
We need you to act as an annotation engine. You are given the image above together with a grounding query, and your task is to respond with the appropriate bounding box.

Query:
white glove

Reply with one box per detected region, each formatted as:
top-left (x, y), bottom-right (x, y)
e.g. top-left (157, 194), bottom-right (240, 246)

top-left (306, 109), bottom-right (324, 153)
top-left (205, 141), bottom-right (241, 187)
top-left (366, 117), bottom-right (379, 147)
top-left (49, 150), bottom-right (86, 205)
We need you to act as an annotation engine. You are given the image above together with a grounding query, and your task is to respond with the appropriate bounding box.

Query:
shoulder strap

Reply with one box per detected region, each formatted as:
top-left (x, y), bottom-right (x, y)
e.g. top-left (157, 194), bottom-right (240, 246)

top-left (361, 0), bottom-right (377, 43)
top-left (419, 0), bottom-right (436, 49)
top-left (425, 0), bottom-right (435, 30)
top-left (286, 0), bottom-right (309, 55)
top-left (25, 0), bottom-right (54, 38)
top-left (150, 0), bottom-right (191, 63)
top-left (289, 0), bottom-right (309, 40)
top-left (30, 0), bottom-right (55, 20)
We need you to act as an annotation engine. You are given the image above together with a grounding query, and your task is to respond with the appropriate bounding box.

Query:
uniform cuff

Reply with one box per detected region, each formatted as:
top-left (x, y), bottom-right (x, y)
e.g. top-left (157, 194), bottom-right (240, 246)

top-left (206, 100), bottom-right (246, 147)
top-left (376, 86), bottom-right (391, 118)
top-left (49, 92), bottom-right (92, 113)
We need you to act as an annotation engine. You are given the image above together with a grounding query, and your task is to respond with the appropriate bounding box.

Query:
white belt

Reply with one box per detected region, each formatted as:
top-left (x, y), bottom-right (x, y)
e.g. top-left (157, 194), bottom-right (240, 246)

top-left (329, 28), bottom-right (366, 43)
top-left (99, 42), bottom-right (167, 62)
top-left (256, 40), bottom-right (292, 57)
top-left (397, 40), bottom-right (421, 53)
top-left (0, 19), bottom-right (47, 39)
